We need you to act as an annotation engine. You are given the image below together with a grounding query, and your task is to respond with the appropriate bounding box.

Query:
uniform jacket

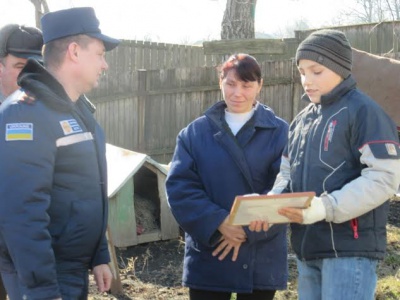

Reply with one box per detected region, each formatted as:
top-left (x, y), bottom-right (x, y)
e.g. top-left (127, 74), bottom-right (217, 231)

top-left (0, 59), bottom-right (109, 299)
top-left (271, 75), bottom-right (400, 261)
top-left (166, 101), bottom-right (289, 293)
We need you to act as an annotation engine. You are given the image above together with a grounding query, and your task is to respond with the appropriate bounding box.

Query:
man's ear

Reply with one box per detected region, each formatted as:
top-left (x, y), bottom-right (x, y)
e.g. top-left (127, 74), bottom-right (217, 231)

top-left (66, 42), bottom-right (80, 62)
top-left (0, 63), bottom-right (4, 94)
top-left (0, 62), bottom-right (4, 79)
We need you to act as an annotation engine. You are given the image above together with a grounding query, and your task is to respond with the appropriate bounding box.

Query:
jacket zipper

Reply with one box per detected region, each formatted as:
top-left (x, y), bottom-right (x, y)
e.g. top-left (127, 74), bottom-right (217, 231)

top-left (350, 218), bottom-right (359, 239)
top-left (300, 110), bottom-right (320, 259)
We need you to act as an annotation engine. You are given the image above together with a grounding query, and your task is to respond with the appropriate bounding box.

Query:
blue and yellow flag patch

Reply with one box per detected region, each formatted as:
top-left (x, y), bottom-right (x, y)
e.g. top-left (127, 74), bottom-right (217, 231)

top-left (6, 123), bottom-right (33, 141)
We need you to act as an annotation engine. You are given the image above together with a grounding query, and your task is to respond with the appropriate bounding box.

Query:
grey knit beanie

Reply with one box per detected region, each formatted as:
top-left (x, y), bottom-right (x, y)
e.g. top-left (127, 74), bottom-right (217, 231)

top-left (296, 29), bottom-right (352, 79)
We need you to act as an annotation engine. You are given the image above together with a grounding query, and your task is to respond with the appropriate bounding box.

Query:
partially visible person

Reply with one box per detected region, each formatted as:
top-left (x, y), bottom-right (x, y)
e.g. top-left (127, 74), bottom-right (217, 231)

top-left (0, 24), bottom-right (43, 101)
top-left (0, 23), bottom-right (43, 300)
top-left (267, 29), bottom-right (400, 300)
top-left (166, 54), bottom-right (289, 300)
top-left (0, 7), bottom-right (120, 300)
top-left (0, 280), bottom-right (4, 300)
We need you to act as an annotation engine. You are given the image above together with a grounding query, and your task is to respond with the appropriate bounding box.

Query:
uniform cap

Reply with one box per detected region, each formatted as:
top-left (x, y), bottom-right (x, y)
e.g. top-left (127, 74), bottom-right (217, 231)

top-left (0, 24), bottom-right (43, 59)
top-left (41, 7), bottom-right (120, 51)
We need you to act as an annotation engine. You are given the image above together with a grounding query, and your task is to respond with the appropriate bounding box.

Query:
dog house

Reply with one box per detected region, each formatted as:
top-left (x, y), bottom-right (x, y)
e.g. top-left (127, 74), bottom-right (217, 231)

top-left (106, 143), bottom-right (179, 248)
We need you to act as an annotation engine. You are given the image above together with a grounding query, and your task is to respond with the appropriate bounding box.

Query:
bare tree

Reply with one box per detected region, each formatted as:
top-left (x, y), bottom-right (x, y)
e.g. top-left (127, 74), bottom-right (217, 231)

top-left (281, 18), bottom-right (310, 38)
top-left (341, 0), bottom-right (397, 23)
top-left (384, 0), bottom-right (400, 20)
top-left (29, 0), bottom-right (50, 29)
top-left (221, 0), bottom-right (257, 39)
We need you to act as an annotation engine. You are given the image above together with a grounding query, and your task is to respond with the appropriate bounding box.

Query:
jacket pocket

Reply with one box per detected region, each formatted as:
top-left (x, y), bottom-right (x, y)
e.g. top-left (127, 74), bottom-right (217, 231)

top-left (48, 188), bottom-right (74, 240)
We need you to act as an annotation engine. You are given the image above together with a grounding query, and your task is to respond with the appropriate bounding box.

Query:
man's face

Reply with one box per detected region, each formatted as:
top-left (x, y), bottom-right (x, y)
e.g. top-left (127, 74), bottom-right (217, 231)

top-left (0, 54), bottom-right (28, 97)
top-left (78, 38), bottom-right (109, 94)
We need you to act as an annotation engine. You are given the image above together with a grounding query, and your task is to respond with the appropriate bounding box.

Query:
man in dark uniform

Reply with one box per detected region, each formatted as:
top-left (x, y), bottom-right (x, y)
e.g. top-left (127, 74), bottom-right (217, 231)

top-left (0, 23), bottom-right (43, 300)
top-left (0, 7), bottom-right (119, 300)
top-left (0, 24), bottom-right (42, 98)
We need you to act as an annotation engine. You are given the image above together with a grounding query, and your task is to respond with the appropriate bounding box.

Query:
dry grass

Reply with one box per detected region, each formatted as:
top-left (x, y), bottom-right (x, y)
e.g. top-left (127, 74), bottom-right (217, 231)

top-left (375, 224), bottom-right (400, 300)
top-left (89, 199), bottom-right (400, 300)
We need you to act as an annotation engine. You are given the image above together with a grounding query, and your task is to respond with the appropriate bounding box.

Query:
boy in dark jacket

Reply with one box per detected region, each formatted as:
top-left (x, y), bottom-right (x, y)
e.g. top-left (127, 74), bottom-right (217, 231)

top-left (270, 29), bottom-right (400, 300)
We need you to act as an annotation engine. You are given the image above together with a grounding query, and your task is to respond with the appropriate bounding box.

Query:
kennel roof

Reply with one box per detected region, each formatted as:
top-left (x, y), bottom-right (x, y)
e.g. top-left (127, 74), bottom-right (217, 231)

top-left (106, 143), bottom-right (169, 198)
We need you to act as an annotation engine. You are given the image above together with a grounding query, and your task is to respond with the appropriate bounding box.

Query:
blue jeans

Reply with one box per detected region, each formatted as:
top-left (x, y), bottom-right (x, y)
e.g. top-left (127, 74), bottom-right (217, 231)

top-left (297, 257), bottom-right (378, 300)
top-left (189, 288), bottom-right (276, 300)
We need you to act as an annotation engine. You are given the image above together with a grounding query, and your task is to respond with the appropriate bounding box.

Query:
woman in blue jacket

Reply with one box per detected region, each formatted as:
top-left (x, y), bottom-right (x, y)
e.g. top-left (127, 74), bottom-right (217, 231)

top-left (166, 54), bottom-right (289, 300)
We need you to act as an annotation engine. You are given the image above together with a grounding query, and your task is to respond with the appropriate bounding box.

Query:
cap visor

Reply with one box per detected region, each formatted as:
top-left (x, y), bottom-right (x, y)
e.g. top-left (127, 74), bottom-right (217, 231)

top-left (88, 33), bottom-right (120, 51)
top-left (12, 53), bottom-right (42, 60)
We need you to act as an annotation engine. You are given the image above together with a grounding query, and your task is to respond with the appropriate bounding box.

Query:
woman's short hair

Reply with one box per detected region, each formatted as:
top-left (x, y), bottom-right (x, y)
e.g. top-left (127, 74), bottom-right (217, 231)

top-left (219, 53), bottom-right (262, 83)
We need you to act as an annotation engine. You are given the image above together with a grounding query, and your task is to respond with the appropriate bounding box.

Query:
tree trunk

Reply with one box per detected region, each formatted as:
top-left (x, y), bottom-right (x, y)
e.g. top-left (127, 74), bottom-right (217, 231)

top-left (221, 0), bottom-right (257, 39)
top-left (29, 0), bottom-right (50, 29)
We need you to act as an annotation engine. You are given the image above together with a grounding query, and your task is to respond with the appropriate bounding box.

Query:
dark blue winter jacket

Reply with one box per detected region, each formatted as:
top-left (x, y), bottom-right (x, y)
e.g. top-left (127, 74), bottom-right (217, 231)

top-left (283, 76), bottom-right (400, 261)
top-left (166, 101), bottom-right (289, 293)
top-left (0, 59), bottom-right (109, 299)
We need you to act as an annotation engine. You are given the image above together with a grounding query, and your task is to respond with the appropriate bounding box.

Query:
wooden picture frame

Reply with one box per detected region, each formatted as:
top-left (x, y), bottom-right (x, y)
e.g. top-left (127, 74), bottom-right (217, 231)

top-left (229, 192), bottom-right (315, 225)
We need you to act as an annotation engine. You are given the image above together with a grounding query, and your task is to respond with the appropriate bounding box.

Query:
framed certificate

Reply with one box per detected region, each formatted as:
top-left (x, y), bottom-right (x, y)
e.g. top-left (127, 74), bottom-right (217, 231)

top-left (229, 192), bottom-right (315, 225)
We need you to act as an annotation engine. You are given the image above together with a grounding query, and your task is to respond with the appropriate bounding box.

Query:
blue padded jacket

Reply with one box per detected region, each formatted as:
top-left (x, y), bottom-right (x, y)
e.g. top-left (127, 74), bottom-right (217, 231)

top-left (0, 59), bottom-right (109, 299)
top-left (166, 101), bottom-right (289, 293)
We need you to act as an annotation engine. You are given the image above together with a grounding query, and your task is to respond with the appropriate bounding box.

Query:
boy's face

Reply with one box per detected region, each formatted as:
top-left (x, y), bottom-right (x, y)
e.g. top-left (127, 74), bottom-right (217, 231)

top-left (297, 59), bottom-right (343, 104)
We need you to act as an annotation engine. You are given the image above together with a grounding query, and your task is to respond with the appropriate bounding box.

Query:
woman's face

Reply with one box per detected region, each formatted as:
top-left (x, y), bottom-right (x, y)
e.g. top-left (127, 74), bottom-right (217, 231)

top-left (220, 69), bottom-right (262, 113)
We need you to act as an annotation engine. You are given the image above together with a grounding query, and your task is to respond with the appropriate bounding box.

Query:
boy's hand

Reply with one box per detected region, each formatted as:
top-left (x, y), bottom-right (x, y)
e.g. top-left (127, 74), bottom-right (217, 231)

top-left (278, 197), bottom-right (326, 224)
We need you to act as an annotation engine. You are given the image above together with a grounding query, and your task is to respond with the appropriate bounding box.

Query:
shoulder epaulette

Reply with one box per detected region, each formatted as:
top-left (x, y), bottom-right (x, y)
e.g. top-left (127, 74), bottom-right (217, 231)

top-left (18, 91), bottom-right (37, 105)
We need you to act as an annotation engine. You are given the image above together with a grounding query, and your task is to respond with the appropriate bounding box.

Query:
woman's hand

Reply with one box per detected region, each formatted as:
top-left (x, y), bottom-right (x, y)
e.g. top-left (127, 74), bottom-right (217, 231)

top-left (212, 236), bottom-right (244, 261)
top-left (217, 216), bottom-right (247, 242)
top-left (213, 216), bottom-right (247, 261)
top-left (248, 220), bottom-right (269, 232)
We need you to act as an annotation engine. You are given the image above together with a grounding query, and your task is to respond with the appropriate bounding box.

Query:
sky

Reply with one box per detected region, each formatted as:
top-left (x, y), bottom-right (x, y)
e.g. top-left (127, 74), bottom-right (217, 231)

top-left (0, 0), bottom-right (351, 44)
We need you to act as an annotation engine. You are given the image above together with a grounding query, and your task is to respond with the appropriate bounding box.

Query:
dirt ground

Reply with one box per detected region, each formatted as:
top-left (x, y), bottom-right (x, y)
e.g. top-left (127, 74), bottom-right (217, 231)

top-left (88, 197), bottom-right (400, 300)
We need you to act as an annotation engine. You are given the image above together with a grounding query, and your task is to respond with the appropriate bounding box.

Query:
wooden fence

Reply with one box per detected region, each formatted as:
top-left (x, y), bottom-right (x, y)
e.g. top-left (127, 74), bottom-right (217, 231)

top-left (104, 40), bottom-right (221, 71)
top-left (89, 22), bottom-right (400, 163)
top-left (91, 60), bottom-right (301, 163)
top-left (296, 21), bottom-right (400, 58)
top-left (98, 21), bottom-right (400, 76)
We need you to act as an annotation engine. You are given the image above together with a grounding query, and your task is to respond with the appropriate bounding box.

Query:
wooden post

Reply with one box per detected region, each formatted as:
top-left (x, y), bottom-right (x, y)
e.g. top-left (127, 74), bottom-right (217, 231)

top-left (106, 228), bottom-right (123, 295)
top-left (137, 69), bottom-right (148, 153)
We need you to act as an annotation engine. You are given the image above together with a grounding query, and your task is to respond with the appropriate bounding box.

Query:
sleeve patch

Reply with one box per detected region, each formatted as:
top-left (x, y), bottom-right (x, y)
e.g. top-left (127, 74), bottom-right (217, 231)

top-left (5, 123), bottom-right (33, 141)
top-left (369, 142), bottom-right (400, 159)
top-left (60, 119), bottom-right (83, 135)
